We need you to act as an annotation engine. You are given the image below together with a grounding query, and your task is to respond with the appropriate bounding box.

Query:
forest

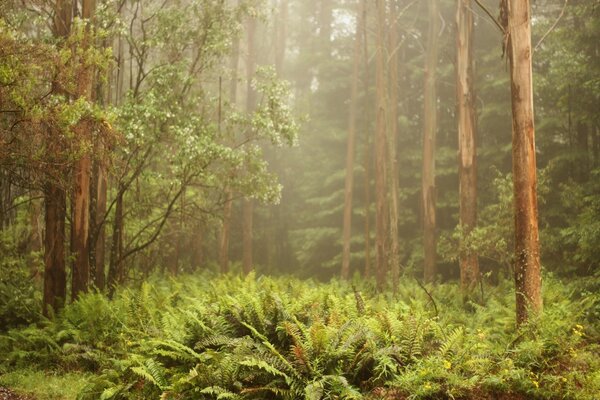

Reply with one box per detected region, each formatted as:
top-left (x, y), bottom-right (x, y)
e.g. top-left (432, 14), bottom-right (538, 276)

top-left (0, 0), bottom-right (599, 398)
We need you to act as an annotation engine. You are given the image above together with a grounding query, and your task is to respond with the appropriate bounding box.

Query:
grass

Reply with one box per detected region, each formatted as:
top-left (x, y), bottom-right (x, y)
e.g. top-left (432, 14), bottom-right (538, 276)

top-left (0, 369), bottom-right (90, 400)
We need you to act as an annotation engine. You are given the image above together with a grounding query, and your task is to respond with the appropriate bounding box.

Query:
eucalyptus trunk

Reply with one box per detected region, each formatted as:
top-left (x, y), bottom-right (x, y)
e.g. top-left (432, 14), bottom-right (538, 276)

top-left (456, 0), bottom-right (480, 295)
top-left (242, 15), bottom-right (257, 275)
top-left (374, 0), bottom-right (388, 290)
top-left (422, 0), bottom-right (440, 283)
top-left (341, 0), bottom-right (365, 280)
top-left (71, 0), bottom-right (96, 299)
top-left (503, 0), bottom-right (542, 325)
top-left (43, 0), bottom-right (71, 316)
top-left (387, 0), bottom-right (401, 293)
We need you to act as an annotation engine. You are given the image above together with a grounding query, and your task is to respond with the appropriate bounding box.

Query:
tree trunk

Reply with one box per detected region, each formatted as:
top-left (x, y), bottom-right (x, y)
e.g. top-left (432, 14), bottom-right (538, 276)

top-left (219, 8), bottom-right (240, 275)
top-left (219, 189), bottom-right (233, 273)
top-left (274, 0), bottom-right (288, 75)
top-left (504, 0), bottom-right (542, 325)
top-left (108, 190), bottom-right (124, 295)
top-left (456, 0), bottom-right (480, 296)
top-left (374, 0), bottom-right (388, 290)
top-left (243, 199), bottom-right (253, 274)
top-left (95, 160), bottom-right (107, 289)
top-left (242, 15), bottom-right (257, 275)
top-left (387, 0), bottom-right (401, 293)
top-left (422, 0), bottom-right (440, 283)
top-left (362, 1), bottom-right (371, 279)
top-left (341, 0), bottom-right (365, 280)
top-left (43, 0), bottom-right (71, 316)
top-left (43, 185), bottom-right (67, 316)
top-left (71, 0), bottom-right (96, 300)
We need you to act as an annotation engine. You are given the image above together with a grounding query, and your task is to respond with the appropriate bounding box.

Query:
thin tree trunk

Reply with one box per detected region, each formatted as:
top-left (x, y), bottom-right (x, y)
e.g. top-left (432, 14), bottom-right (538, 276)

top-left (107, 189), bottom-right (123, 295)
top-left (242, 15), bottom-right (257, 275)
top-left (341, 0), bottom-right (365, 280)
top-left (362, 1), bottom-right (371, 279)
top-left (219, 9), bottom-right (240, 275)
top-left (374, 0), bottom-right (388, 290)
top-left (275, 0), bottom-right (288, 75)
top-left (242, 199), bottom-right (253, 274)
top-left (504, 0), bottom-right (542, 325)
top-left (219, 189), bottom-right (233, 273)
top-left (95, 160), bottom-right (107, 289)
top-left (456, 0), bottom-right (480, 296)
top-left (71, 0), bottom-right (96, 300)
top-left (422, 0), bottom-right (440, 283)
top-left (387, 0), bottom-right (401, 293)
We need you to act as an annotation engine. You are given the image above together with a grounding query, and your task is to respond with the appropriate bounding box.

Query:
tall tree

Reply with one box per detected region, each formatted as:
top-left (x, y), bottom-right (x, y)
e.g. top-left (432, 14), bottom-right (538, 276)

top-left (374, 0), bottom-right (388, 289)
top-left (242, 15), bottom-right (257, 275)
top-left (341, 0), bottom-right (365, 280)
top-left (501, 0), bottom-right (542, 324)
top-left (422, 0), bottom-right (440, 283)
top-left (71, 0), bottom-right (96, 299)
top-left (456, 0), bottom-right (479, 295)
top-left (219, 15), bottom-right (241, 274)
top-left (387, 0), bottom-right (401, 292)
top-left (362, 1), bottom-right (371, 279)
top-left (43, 0), bottom-right (72, 316)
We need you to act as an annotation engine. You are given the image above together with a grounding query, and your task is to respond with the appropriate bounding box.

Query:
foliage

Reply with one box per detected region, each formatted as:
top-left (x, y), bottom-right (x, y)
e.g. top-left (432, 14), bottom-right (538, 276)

top-left (1, 273), bottom-right (598, 399)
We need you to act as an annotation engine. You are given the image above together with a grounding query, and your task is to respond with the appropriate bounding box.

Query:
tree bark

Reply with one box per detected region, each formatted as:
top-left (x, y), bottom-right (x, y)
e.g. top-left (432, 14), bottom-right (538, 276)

top-left (422, 0), bottom-right (440, 283)
top-left (341, 0), bottom-right (365, 280)
top-left (387, 0), bottom-right (401, 293)
top-left (504, 0), bottom-right (542, 325)
top-left (242, 199), bottom-right (253, 274)
top-left (71, 0), bottom-right (96, 300)
top-left (219, 189), bottom-right (233, 273)
top-left (43, 184), bottom-right (67, 316)
top-left (107, 189), bottom-right (124, 295)
top-left (456, 0), bottom-right (480, 295)
top-left (242, 15), bottom-right (257, 275)
top-left (94, 159), bottom-right (107, 289)
top-left (43, 0), bottom-right (72, 316)
top-left (362, 1), bottom-right (371, 279)
top-left (374, 0), bottom-right (388, 290)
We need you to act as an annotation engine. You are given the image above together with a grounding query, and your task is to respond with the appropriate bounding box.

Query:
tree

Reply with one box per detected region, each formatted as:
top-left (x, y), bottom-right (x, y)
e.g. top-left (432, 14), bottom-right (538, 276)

top-left (422, 0), bottom-right (440, 283)
top-left (243, 14), bottom-right (257, 275)
top-left (341, 0), bottom-right (364, 280)
top-left (456, 0), bottom-right (479, 295)
top-left (374, 0), bottom-right (388, 290)
top-left (501, 0), bottom-right (542, 324)
top-left (43, 0), bottom-right (72, 316)
top-left (387, 0), bottom-right (401, 292)
top-left (71, 0), bottom-right (96, 299)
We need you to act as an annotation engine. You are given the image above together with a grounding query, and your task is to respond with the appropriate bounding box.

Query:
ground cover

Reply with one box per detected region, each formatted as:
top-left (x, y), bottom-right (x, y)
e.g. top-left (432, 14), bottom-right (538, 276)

top-left (1, 273), bottom-right (598, 399)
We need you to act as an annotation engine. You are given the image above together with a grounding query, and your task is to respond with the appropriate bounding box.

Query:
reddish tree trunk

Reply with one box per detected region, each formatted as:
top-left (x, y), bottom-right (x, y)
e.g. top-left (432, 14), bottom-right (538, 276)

top-left (71, 0), bottom-right (96, 299)
top-left (219, 189), bottom-right (233, 273)
top-left (504, 0), bottom-right (542, 324)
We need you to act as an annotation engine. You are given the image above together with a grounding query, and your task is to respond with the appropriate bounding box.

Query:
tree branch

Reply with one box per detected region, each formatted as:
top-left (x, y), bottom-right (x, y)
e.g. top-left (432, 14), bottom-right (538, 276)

top-left (534, 0), bottom-right (569, 52)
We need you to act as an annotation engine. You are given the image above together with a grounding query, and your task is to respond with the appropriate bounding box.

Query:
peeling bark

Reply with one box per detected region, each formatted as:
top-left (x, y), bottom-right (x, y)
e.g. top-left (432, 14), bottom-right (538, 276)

top-left (504, 0), bottom-right (542, 325)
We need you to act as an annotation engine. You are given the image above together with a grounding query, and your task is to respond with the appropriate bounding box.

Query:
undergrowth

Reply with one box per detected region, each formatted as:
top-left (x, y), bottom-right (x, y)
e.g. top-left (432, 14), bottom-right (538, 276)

top-left (1, 273), bottom-right (598, 399)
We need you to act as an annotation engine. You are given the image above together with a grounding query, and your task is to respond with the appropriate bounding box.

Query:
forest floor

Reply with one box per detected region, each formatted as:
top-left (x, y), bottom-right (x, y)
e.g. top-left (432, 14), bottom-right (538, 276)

top-left (0, 387), bottom-right (33, 400)
top-left (1, 273), bottom-right (599, 400)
